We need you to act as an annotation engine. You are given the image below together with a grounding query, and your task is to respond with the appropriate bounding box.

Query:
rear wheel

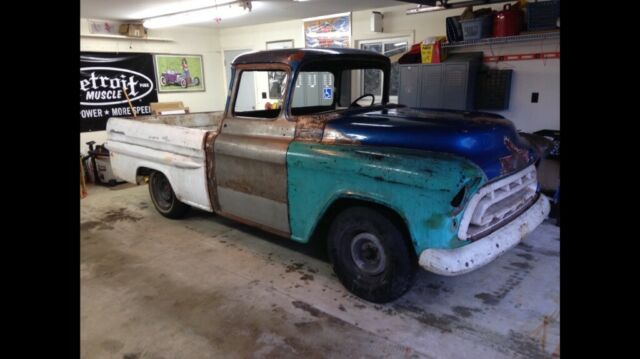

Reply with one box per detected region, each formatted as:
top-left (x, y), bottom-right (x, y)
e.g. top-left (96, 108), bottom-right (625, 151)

top-left (148, 171), bottom-right (189, 219)
top-left (327, 206), bottom-right (417, 303)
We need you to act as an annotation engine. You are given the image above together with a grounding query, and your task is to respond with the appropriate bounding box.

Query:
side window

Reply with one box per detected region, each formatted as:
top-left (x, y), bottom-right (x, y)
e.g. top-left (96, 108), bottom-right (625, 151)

top-left (291, 71), bottom-right (335, 115)
top-left (342, 68), bottom-right (384, 107)
top-left (233, 70), bottom-right (287, 119)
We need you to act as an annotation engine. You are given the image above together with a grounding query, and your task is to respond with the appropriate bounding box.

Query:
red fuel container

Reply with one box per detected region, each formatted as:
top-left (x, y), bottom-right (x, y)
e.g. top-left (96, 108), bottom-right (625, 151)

top-left (493, 3), bottom-right (523, 37)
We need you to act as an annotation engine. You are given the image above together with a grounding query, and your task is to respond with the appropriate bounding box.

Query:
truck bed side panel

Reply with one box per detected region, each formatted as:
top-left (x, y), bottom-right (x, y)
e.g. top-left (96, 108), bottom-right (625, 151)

top-left (106, 116), bottom-right (219, 212)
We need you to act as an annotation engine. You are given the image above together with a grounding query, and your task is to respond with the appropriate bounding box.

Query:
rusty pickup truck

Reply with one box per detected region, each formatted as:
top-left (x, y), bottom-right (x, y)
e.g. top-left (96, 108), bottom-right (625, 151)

top-left (106, 48), bottom-right (550, 303)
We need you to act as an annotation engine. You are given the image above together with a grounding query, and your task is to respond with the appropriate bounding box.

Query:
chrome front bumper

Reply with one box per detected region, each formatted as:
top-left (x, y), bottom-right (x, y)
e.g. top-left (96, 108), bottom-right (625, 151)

top-left (418, 194), bottom-right (551, 276)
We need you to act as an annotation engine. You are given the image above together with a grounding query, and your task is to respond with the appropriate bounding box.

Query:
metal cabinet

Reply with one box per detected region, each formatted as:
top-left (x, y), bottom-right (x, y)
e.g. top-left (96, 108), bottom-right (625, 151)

top-left (399, 65), bottom-right (420, 107)
top-left (419, 65), bottom-right (443, 108)
top-left (399, 52), bottom-right (481, 111)
top-left (292, 72), bottom-right (334, 107)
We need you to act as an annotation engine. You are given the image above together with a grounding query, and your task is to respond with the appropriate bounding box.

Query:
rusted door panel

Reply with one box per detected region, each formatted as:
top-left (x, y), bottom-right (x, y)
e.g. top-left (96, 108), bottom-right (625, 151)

top-left (214, 121), bottom-right (294, 234)
top-left (213, 63), bottom-right (295, 235)
top-left (215, 134), bottom-right (289, 203)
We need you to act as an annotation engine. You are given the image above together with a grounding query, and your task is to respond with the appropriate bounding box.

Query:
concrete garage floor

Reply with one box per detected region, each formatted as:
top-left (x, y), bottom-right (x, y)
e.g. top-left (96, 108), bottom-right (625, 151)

top-left (81, 183), bottom-right (560, 359)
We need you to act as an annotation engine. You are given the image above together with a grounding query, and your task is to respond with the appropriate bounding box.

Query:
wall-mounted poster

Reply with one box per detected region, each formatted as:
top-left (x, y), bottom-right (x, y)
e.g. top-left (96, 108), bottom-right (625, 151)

top-left (154, 54), bottom-right (205, 93)
top-left (266, 40), bottom-right (294, 99)
top-left (303, 13), bottom-right (351, 48)
top-left (87, 19), bottom-right (121, 35)
top-left (80, 52), bottom-right (158, 132)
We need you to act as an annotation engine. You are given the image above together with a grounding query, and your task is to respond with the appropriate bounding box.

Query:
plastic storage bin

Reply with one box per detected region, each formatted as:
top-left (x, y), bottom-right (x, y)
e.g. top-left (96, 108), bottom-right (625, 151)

top-left (526, 0), bottom-right (560, 30)
top-left (459, 14), bottom-right (493, 40)
top-left (446, 16), bottom-right (464, 42)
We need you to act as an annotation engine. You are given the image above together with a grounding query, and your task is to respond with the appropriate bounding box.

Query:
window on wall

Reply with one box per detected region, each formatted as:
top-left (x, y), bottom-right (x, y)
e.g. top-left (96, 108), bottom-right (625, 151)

top-left (360, 38), bottom-right (409, 103)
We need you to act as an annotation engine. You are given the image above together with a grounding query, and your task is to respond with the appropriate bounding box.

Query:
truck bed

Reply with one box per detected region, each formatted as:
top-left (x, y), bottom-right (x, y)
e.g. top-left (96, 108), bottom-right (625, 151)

top-left (106, 112), bottom-right (223, 212)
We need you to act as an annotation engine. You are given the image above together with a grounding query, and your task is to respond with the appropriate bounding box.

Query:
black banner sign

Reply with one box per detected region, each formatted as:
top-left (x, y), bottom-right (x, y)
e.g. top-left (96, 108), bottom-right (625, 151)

top-left (80, 52), bottom-right (158, 132)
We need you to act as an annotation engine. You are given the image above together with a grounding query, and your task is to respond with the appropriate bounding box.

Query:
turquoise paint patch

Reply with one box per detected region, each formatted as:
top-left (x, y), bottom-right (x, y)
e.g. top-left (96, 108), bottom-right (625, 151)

top-left (286, 142), bottom-right (487, 254)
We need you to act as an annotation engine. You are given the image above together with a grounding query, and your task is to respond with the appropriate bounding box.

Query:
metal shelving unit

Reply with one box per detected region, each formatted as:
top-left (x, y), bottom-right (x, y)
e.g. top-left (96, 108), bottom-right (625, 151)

top-left (442, 30), bottom-right (559, 48)
top-left (81, 34), bottom-right (174, 42)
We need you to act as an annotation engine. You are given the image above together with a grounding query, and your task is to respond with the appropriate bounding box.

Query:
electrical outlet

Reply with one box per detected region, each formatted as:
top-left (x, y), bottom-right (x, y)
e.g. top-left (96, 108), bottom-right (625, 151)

top-left (531, 92), bottom-right (539, 103)
top-left (262, 92), bottom-right (267, 99)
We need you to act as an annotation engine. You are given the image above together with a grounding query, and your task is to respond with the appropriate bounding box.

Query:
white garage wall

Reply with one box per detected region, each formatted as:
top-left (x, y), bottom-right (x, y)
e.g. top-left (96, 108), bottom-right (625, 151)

top-left (80, 3), bottom-right (559, 153)
top-left (216, 4), bottom-right (559, 132)
top-left (80, 18), bottom-right (225, 152)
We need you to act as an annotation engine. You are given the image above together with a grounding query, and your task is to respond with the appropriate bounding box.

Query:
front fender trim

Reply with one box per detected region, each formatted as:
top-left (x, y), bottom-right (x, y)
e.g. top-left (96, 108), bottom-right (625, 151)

top-left (419, 194), bottom-right (550, 276)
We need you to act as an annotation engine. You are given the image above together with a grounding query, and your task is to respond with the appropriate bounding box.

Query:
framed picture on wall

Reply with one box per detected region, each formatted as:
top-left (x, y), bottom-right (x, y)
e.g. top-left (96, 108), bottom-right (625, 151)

top-left (266, 39), bottom-right (294, 50)
top-left (303, 13), bottom-right (351, 49)
top-left (154, 54), bottom-right (205, 93)
top-left (266, 40), bottom-right (294, 100)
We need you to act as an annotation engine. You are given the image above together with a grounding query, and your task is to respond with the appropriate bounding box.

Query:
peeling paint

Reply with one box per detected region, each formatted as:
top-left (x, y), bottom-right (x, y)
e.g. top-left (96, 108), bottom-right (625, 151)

top-left (286, 141), bottom-right (487, 253)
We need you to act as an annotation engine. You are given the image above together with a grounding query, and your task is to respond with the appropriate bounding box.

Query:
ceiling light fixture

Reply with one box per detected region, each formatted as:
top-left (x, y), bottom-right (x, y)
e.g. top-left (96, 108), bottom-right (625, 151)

top-left (142, 0), bottom-right (254, 29)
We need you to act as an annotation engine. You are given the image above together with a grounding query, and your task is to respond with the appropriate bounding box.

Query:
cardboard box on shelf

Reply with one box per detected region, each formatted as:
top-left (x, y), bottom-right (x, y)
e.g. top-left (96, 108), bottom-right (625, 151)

top-left (150, 102), bottom-right (190, 115)
top-left (128, 24), bottom-right (147, 38)
top-left (118, 24), bottom-right (147, 38)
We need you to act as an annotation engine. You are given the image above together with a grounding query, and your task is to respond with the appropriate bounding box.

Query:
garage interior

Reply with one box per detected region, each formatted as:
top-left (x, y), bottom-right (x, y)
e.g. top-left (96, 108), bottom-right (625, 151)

top-left (80, 0), bottom-right (560, 358)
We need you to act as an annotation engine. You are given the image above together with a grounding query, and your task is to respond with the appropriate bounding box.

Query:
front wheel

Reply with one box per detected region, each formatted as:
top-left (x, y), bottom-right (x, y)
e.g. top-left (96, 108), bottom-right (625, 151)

top-left (327, 206), bottom-right (417, 303)
top-left (192, 77), bottom-right (200, 86)
top-left (148, 171), bottom-right (189, 219)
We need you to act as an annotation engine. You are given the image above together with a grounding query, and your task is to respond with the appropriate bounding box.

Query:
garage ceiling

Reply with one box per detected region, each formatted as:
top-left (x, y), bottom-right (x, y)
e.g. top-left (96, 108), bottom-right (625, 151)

top-left (80, 0), bottom-right (405, 28)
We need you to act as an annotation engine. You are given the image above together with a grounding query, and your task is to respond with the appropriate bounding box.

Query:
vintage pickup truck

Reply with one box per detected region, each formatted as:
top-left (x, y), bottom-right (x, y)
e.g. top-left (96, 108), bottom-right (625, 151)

top-left (106, 48), bottom-right (550, 303)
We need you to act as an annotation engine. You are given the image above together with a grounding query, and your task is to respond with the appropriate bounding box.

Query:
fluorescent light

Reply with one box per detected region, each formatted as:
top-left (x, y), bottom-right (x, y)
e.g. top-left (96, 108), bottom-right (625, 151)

top-left (406, 6), bottom-right (445, 15)
top-left (142, 1), bottom-right (255, 29)
top-left (131, 0), bottom-right (234, 19)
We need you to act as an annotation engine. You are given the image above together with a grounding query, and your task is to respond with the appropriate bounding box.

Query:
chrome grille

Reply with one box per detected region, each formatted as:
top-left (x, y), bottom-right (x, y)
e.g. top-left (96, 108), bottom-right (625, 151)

top-left (459, 165), bottom-right (538, 240)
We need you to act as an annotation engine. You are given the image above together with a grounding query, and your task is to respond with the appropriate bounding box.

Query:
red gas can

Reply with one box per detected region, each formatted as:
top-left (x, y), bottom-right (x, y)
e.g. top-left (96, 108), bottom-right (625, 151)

top-left (493, 3), bottom-right (523, 37)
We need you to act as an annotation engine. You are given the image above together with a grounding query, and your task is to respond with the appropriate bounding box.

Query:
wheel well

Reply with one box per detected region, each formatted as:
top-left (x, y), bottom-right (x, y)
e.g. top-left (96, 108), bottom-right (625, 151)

top-left (309, 198), bottom-right (418, 262)
top-left (135, 167), bottom-right (156, 184)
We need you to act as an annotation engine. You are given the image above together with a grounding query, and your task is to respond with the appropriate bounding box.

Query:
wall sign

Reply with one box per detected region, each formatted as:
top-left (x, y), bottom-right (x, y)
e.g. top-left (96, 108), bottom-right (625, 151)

top-left (303, 13), bottom-right (351, 48)
top-left (87, 19), bottom-right (121, 35)
top-left (80, 52), bottom-right (158, 132)
top-left (154, 54), bottom-right (205, 93)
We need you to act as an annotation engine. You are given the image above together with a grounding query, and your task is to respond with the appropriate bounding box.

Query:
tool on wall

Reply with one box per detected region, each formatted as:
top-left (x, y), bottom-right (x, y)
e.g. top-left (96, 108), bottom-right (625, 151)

top-left (122, 85), bottom-right (137, 118)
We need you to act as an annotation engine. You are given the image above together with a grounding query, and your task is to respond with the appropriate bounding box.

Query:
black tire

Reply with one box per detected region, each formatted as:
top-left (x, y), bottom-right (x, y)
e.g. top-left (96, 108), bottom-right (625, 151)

top-left (327, 206), bottom-right (417, 303)
top-left (193, 77), bottom-right (200, 86)
top-left (160, 76), bottom-right (167, 86)
top-left (148, 171), bottom-right (189, 219)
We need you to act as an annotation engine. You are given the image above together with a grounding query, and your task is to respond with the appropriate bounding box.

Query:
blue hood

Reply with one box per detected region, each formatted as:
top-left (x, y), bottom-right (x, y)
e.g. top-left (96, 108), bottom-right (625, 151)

top-left (325, 106), bottom-right (536, 180)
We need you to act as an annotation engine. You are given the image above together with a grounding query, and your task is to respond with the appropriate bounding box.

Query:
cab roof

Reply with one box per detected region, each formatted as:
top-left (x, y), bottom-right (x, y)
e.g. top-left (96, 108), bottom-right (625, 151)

top-left (231, 48), bottom-right (390, 68)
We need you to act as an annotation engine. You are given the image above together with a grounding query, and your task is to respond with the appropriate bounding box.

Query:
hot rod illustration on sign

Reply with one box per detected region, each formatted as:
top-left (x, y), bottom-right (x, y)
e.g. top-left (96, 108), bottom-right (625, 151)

top-left (154, 54), bottom-right (205, 92)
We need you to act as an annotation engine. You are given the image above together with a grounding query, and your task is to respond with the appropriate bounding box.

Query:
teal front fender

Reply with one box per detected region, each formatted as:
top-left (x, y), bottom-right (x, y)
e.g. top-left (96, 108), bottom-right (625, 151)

top-left (286, 142), bottom-right (487, 254)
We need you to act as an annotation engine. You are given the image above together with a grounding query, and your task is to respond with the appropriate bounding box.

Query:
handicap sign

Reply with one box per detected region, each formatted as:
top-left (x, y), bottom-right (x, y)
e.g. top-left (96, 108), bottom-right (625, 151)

top-left (323, 87), bottom-right (333, 100)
